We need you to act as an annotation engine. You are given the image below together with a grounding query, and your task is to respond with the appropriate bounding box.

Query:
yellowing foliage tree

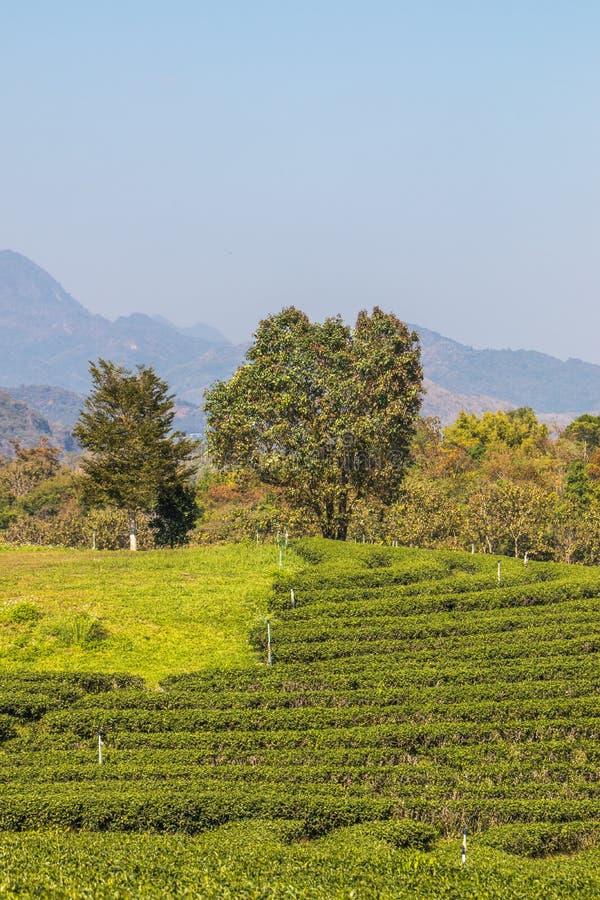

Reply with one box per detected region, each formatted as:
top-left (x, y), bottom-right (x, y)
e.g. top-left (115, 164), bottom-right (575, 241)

top-left (445, 407), bottom-right (550, 462)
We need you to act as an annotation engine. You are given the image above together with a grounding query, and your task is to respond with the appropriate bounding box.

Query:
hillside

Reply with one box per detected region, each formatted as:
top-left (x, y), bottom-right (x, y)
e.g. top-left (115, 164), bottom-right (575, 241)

top-left (0, 389), bottom-right (53, 455)
top-left (7, 385), bottom-right (85, 430)
top-left (421, 378), bottom-right (511, 423)
top-left (0, 387), bottom-right (81, 454)
top-left (3, 251), bottom-right (600, 431)
top-left (0, 250), bottom-right (245, 397)
top-left (415, 325), bottom-right (600, 414)
top-left (0, 540), bottom-right (598, 895)
top-left (5, 384), bottom-right (204, 449)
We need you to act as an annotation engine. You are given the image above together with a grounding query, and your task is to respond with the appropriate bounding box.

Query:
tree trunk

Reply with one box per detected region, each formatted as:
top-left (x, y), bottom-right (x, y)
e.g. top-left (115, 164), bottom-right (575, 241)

top-left (320, 518), bottom-right (349, 541)
top-left (335, 521), bottom-right (349, 541)
top-left (129, 511), bottom-right (137, 552)
top-left (319, 489), bottom-right (350, 540)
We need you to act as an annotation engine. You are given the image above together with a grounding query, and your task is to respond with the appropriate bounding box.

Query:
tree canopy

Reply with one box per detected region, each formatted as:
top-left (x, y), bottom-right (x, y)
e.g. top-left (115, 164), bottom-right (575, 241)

top-left (7, 395), bottom-right (600, 563)
top-left (444, 407), bottom-right (550, 461)
top-left (74, 360), bottom-right (196, 549)
top-left (563, 414), bottom-right (600, 453)
top-left (204, 307), bottom-right (423, 539)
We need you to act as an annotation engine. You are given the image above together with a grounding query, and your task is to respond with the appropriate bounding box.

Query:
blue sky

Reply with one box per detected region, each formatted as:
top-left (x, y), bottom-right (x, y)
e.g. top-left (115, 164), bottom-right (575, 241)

top-left (1, 2), bottom-right (599, 360)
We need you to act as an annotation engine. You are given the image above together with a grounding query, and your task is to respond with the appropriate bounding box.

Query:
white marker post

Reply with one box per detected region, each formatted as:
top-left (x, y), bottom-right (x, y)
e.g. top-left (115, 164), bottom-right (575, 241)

top-left (266, 619), bottom-right (272, 666)
top-left (471, 543), bottom-right (475, 555)
top-left (524, 551), bottom-right (529, 566)
top-left (497, 561), bottom-right (501, 584)
top-left (291, 589), bottom-right (295, 608)
top-left (92, 531), bottom-right (96, 551)
top-left (98, 731), bottom-right (104, 765)
top-left (461, 829), bottom-right (467, 865)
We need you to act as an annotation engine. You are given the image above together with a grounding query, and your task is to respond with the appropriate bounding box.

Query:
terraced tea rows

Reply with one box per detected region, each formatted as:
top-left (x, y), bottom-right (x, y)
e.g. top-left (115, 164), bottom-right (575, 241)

top-left (0, 540), bottom-right (599, 860)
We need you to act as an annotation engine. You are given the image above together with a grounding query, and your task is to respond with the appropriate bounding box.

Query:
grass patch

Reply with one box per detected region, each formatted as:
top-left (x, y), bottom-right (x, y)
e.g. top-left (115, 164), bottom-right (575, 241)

top-left (0, 543), bottom-right (299, 684)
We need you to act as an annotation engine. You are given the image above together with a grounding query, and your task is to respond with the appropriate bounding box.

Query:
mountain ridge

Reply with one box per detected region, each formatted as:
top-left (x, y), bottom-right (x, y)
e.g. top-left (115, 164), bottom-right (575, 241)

top-left (1, 251), bottom-right (599, 449)
top-left (412, 324), bottom-right (600, 413)
top-left (0, 249), bottom-right (243, 396)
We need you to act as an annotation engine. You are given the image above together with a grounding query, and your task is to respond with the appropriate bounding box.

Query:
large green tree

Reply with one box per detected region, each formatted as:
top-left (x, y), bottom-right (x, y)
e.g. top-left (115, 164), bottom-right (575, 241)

top-left (204, 307), bottom-right (423, 539)
top-left (74, 360), bottom-right (196, 550)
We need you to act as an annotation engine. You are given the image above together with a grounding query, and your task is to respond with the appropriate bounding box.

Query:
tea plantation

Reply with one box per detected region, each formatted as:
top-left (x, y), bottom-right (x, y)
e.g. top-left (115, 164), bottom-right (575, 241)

top-left (0, 539), bottom-right (599, 898)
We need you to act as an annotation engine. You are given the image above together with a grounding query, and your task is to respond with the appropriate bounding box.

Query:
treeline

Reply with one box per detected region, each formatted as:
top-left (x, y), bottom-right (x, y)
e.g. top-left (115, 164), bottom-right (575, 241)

top-left (0, 438), bottom-right (295, 549)
top-left (0, 441), bottom-right (157, 549)
top-left (194, 406), bottom-right (600, 562)
top-left (1, 407), bottom-right (600, 563)
top-left (377, 408), bottom-right (600, 563)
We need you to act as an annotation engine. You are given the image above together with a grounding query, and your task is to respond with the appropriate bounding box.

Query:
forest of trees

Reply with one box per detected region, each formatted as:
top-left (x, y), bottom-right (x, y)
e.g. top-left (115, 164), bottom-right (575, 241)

top-left (2, 309), bottom-right (600, 562)
top-left (2, 406), bottom-right (600, 563)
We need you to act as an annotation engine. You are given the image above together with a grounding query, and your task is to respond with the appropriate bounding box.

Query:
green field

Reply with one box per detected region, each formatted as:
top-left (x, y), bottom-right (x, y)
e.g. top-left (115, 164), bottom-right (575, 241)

top-left (0, 543), bottom-right (294, 683)
top-left (0, 539), bottom-right (599, 897)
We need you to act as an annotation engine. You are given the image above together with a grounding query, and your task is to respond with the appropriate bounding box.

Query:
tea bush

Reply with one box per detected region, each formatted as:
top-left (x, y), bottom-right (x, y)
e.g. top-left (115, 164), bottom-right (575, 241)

top-left (1, 539), bottom-right (599, 895)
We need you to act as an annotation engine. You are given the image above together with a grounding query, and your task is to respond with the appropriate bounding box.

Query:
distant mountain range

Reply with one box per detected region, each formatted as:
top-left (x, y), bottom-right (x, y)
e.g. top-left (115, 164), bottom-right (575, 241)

top-left (0, 250), bottom-right (244, 400)
top-left (1, 249), bottom-right (599, 450)
top-left (414, 326), bottom-right (600, 415)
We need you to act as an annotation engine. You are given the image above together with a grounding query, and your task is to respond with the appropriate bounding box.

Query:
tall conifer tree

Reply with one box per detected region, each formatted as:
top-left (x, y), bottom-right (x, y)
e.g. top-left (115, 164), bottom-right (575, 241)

top-left (74, 359), bottom-right (196, 550)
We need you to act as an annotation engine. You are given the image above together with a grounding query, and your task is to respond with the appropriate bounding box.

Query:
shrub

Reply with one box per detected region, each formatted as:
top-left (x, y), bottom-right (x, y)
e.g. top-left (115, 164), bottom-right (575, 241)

top-left (0, 602), bottom-right (43, 624)
top-left (481, 821), bottom-right (600, 856)
top-left (41, 614), bottom-right (110, 648)
top-left (0, 713), bottom-right (16, 742)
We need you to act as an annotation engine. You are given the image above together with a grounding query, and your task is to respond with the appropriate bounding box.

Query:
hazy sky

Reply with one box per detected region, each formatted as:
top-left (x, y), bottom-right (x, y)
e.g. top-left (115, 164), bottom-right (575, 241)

top-left (1, 2), bottom-right (599, 359)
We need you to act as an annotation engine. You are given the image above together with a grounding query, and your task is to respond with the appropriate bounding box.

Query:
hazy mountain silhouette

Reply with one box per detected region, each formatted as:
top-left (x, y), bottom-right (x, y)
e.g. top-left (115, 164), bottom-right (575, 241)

top-left (0, 250), bottom-right (244, 396)
top-left (1, 250), bottom-right (599, 451)
top-left (151, 315), bottom-right (230, 345)
top-left (413, 325), bottom-right (600, 414)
